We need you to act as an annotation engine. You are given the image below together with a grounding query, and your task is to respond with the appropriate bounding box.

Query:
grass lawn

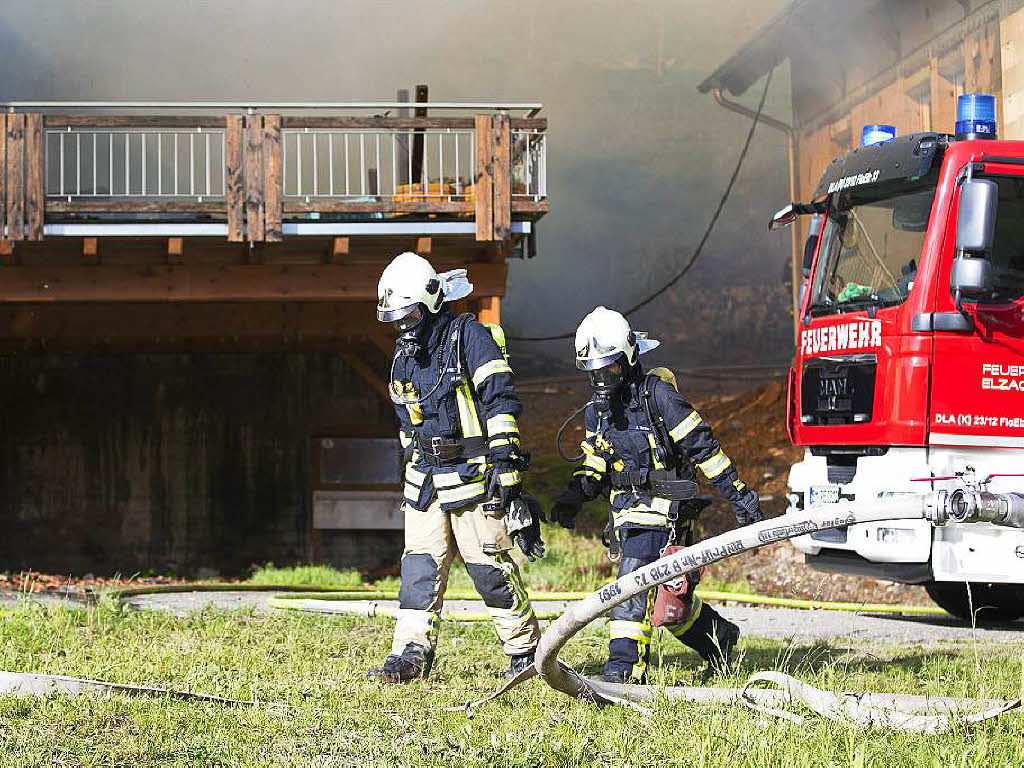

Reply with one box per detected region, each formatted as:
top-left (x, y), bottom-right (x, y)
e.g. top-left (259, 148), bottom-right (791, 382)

top-left (0, 599), bottom-right (1022, 766)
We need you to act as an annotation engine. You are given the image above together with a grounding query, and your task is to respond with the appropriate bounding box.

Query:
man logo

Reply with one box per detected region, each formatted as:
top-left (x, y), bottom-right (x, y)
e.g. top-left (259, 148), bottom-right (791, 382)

top-left (378, 287), bottom-right (393, 309)
top-left (578, 343), bottom-right (590, 357)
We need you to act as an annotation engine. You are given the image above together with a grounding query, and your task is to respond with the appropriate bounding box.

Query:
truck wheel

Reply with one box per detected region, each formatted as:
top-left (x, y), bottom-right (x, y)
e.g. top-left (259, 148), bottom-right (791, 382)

top-left (925, 582), bottom-right (1024, 623)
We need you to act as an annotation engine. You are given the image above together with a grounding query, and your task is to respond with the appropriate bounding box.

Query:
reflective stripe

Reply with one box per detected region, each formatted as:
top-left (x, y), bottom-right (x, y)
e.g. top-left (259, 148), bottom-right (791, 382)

top-left (499, 471), bottom-right (521, 487)
top-left (489, 437), bottom-right (511, 450)
top-left (609, 619), bottom-right (651, 644)
top-left (406, 465), bottom-right (426, 486)
top-left (669, 411), bottom-right (702, 442)
top-left (610, 491), bottom-right (673, 515)
top-left (583, 452), bottom-right (606, 473)
top-left (403, 483), bottom-right (421, 502)
top-left (471, 358), bottom-right (512, 388)
top-left (667, 594), bottom-right (703, 636)
top-left (406, 402), bottom-right (424, 426)
top-left (433, 471), bottom-right (464, 489)
top-left (612, 509), bottom-right (671, 527)
top-left (733, 479), bottom-right (747, 492)
top-left (486, 413), bottom-right (519, 436)
top-left (399, 430), bottom-right (414, 449)
top-left (456, 379), bottom-right (483, 438)
top-left (646, 433), bottom-right (664, 471)
top-left (698, 449), bottom-right (732, 479)
top-left (437, 479), bottom-right (487, 505)
top-left (585, 430), bottom-right (596, 439)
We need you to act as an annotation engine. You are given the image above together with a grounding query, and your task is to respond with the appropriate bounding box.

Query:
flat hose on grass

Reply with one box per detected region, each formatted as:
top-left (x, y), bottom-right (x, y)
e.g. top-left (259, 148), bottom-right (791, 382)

top-left (454, 497), bottom-right (1022, 734)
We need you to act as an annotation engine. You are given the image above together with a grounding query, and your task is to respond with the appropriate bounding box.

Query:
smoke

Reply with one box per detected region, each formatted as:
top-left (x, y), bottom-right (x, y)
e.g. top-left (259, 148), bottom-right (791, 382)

top-left (0, 0), bottom-right (792, 371)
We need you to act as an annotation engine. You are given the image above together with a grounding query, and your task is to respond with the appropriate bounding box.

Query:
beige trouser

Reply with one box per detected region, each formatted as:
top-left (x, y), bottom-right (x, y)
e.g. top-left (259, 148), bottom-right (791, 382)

top-left (390, 496), bottom-right (540, 657)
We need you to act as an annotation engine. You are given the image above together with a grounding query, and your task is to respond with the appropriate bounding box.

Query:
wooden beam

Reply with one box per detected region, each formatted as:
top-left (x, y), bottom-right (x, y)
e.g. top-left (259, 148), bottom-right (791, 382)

top-left (167, 237), bottom-right (183, 265)
top-left (6, 114), bottom-right (24, 242)
top-left (280, 116), bottom-right (547, 130)
top-left (0, 262), bottom-right (508, 303)
top-left (474, 115), bottom-right (494, 241)
top-left (24, 114), bottom-right (44, 240)
top-left (491, 113), bottom-right (511, 242)
top-left (330, 237), bottom-right (349, 264)
top-left (0, 240), bottom-right (12, 265)
top-left (477, 296), bottom-right (500, 324)
top-left (263, 114), bottom-right (283, 242)
top-left (82, 238), bottom-right (99, 264)
top-left (367, 333), bottom-right (395, 357)
top-left (48, 200), bottom-right (227, 214)
top-left (44, 198), bottom-right (544, 217)
top-left (45, 115), bottom-right (227, 128)
top-left (225, 115), bottom-right (244, 242)
top-left (415, 236), bottom-right (432, 254)
top-left (340, 351), bottom-right (392, 402)
top-left (0, 301), bottom-right (382, 351)
top-left (245, 115), bottom-right (265, 242)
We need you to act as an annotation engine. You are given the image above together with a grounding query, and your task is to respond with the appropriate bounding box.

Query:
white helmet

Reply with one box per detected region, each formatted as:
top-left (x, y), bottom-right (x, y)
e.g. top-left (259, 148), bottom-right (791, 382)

top-left (574, 306), bottom-right (660, 371)
top-left (376, 251), bottom-right (473, 322)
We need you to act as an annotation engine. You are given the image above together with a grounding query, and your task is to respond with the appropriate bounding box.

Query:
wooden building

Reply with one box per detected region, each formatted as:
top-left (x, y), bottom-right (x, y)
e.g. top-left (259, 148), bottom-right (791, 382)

top-left (0, 100), bottom-right (547, 575)
top-left (700, 0), bottom-right (1024, 312)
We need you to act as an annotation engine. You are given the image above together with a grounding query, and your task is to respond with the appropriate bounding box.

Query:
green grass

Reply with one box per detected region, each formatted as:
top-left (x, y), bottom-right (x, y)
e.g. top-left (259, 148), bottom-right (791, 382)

top-left (0, 601), bottom-right (1022, 766)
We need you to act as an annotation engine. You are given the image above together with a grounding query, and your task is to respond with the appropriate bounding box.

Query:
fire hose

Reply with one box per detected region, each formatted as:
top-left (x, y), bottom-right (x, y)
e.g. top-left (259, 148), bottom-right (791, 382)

top-left (453, 489), bottom-right (1024, 733)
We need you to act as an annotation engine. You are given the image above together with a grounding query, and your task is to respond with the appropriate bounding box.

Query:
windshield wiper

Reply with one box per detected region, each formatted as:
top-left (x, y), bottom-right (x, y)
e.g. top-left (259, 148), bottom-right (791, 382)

top-left (807, 301), bottom-right (843, 317)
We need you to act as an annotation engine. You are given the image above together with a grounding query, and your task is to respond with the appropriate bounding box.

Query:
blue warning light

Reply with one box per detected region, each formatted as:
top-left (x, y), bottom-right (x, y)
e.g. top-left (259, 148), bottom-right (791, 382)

top-left (956, 93), bottom-right (997, 139)
top-left (861, 124), bottom-right (897, 147)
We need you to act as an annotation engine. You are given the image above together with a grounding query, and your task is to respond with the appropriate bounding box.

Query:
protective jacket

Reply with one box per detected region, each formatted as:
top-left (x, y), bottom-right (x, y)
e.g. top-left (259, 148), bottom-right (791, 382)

top-left (574, 367), bottom-right (749, 529)
top-left (393, 308), bottom-right (522, 512)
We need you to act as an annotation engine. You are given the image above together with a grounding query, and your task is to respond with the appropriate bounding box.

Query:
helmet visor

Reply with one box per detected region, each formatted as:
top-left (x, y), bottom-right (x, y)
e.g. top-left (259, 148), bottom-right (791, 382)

top-left (377, 302), bottom-right (419, 323)
top-left (586, 360), bottom-right (624, 390)
top-left (576, 350), bottom-right (624, 371)
top-left (392, 304), bottom-right (426, 334)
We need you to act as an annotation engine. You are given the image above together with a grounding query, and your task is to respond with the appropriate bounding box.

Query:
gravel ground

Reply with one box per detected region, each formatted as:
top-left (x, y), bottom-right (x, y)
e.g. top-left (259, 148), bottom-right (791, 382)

top-left (118, 590), bottom-right (1024, 644)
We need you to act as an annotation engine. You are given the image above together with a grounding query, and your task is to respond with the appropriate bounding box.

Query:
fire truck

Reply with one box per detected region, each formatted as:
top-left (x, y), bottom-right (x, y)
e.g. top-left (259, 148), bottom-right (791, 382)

top-left (775, 95), bottom-right (1024, 621)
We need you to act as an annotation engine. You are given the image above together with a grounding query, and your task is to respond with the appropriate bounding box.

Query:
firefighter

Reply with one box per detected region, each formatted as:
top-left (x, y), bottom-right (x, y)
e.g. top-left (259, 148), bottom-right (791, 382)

top-left (367, 252), bottom-right (543, 684)
top-left (551, 306), bottom-right (762, 683)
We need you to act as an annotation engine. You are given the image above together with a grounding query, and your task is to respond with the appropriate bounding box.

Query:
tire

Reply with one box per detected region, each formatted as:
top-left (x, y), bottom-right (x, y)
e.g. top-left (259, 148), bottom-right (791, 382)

top-left (925, 581), bottom-right (1024, 623)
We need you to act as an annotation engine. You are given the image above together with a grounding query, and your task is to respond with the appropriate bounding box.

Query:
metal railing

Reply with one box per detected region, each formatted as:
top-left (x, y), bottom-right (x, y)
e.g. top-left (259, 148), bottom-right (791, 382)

top-left (45, 126), bottom-right (226, 200)
top-left (282, 126), bottom-right (546, 202)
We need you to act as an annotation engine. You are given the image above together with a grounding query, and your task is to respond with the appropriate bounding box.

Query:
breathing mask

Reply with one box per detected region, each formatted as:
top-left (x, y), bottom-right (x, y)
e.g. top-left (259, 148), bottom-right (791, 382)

top-left (588, 358), bottom-right (626, 414)
top-left (391, 304), bottom-right (428, 358)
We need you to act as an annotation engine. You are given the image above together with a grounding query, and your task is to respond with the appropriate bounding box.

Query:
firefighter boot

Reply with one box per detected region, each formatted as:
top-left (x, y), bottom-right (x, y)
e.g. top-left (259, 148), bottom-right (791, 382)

top-left (675, 605), bottom-right (739, 680)
top-left (367, 643), bottom-right (434, 684)
top-left (508, 651), bottom-right (535, 679)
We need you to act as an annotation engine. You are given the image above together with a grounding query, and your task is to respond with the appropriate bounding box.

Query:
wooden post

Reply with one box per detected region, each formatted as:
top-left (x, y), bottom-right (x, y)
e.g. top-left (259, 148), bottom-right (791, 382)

top-left (225, 116), bottom-right (244, 242)
top-left (263, 114), bottom-right (282, 242)
top-left (415, 236), bottom-right (432, 254)
top-left (6, 114), bottom-right (25, 242)
top-left (491, 113), bottom-right (511, 243)
top-left (411, 84), bottom-right (428, 183)
top-left (245, 115), bottom-right (265, 242)
top-left (474, 115), bottom-right (494, 241)
top-left (0, 113), bottom-right (6, 245)
top-left (24, 114), bottom-right (44, 240)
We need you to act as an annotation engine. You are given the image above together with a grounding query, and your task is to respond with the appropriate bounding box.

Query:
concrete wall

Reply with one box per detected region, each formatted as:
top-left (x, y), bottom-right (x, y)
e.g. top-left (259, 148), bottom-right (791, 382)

top-left (0, 352), bottom-right (397, 576)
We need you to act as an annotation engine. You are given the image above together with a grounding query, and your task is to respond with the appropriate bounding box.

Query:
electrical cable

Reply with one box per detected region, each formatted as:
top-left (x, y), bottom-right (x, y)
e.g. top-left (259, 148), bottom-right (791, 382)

top-left (508, 62), bottom-right (776, 343)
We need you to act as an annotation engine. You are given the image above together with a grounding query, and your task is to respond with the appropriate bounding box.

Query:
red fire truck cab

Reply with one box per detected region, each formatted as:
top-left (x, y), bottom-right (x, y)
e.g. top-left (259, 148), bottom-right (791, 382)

top-left (776, 127), bottom-right (1024, 621)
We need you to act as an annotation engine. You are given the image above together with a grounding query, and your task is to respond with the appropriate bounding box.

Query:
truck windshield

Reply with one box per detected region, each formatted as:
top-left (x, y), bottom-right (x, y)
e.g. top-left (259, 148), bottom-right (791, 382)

top-left (808, 187), bottom-right (936, 316)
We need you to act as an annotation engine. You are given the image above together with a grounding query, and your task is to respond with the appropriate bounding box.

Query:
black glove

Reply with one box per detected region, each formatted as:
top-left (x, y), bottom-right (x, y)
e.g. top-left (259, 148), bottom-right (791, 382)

top-left (488, 460), bottom-right (522, 508)
top-left (508, 493), bottom-right (545, 562)
top-left (733, 488), bottom-right (763, 526)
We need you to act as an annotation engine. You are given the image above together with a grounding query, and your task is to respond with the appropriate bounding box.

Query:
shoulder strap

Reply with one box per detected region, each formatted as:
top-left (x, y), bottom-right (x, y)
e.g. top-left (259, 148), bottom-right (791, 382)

top-left (641, 373), bottom-right (675, 467)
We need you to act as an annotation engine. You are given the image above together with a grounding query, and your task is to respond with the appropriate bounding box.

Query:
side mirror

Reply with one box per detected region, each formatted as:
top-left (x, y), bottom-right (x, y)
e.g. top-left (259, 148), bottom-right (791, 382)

top-left (769, 204), bottom-right (797, 231)
top-left (951, 257), bottom-right (992, 297)
top-left (956, 179), bottom-right (998, 253)
top-left (802, 214), bottom-right (823, 275)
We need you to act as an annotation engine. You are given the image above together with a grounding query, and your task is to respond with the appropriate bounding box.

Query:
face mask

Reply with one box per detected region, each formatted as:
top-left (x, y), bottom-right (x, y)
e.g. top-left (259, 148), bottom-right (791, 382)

top-left (393, 305), bottom-right (427, 357)
top-left (587, 361), bottom-right (625, 414)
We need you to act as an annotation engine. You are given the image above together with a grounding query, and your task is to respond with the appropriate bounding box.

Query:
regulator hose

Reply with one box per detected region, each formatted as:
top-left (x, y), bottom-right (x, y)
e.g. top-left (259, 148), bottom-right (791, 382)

top-left (555, 402), bottom-right (590, 462)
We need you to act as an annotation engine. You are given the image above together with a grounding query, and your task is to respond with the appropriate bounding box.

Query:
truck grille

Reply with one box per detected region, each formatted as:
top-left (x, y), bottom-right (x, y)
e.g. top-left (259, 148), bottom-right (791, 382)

top-left (801, 354), bottom-right (876, 426)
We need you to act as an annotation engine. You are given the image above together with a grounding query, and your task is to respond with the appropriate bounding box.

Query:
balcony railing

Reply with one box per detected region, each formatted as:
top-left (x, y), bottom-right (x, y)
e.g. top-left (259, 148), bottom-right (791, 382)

top-left (1, 103), bottom-right (548, 242)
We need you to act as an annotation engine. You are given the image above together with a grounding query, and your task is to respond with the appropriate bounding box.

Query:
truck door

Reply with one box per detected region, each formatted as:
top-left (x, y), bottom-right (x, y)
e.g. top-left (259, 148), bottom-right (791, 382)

top-left (930, 172), bottom-right (1024, 450)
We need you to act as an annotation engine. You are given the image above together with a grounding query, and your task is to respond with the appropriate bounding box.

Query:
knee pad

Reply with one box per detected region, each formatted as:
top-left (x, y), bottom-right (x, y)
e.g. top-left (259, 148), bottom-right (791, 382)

top-left (464, 563), bottom-right (514, 609)
top-left (398, 553), bottom-right (439, 610)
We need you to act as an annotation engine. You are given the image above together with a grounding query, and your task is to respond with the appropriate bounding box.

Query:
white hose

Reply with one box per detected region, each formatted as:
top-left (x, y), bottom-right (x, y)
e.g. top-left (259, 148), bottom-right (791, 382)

top-left (463, 496), bottom-right (1023, 732)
